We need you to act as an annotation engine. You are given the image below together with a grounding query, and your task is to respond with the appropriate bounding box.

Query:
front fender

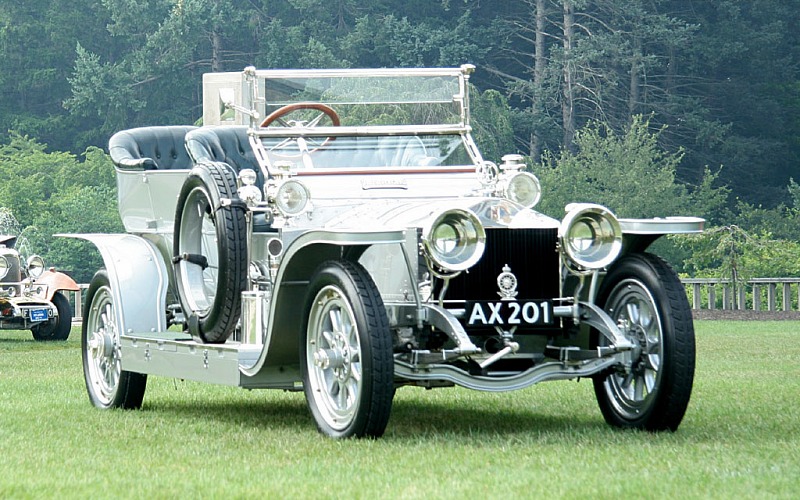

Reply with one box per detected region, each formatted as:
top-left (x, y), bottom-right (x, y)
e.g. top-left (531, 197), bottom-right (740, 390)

top-left (32, 269), bottom-right (80, 300)
top-left (619, 216), bottom-right (704, 253)
top-left (241, 229), bottom-right (406, 378)
top-left (57, 233), bottom-right (170, 335)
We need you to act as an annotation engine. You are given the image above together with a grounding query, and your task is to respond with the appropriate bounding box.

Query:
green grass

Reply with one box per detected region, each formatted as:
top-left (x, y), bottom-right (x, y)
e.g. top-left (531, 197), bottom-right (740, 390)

top-left (2, 321), bottom-right (799, 498)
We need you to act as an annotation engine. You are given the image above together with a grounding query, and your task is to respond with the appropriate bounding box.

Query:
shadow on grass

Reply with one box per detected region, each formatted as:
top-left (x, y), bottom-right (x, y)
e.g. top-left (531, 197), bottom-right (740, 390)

top-left (146, 395), bottom-right (311, 430)
top-left (140, 387), bottom-right (607, 439)
top-left (388, 399), bottom-right (606, 438)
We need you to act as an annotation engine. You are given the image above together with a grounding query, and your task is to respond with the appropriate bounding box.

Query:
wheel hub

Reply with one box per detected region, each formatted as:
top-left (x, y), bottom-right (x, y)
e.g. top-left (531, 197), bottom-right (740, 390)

top-left (88, 329), bottom-right (115, 360)
top-left (313, 332), bottom-right (351, 381)
top-left (615, 318), bottom-right (644, 373)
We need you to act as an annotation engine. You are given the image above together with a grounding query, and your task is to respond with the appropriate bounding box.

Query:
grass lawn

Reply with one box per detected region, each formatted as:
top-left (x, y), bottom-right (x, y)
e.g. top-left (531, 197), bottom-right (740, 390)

top-left (1, 321), bottom-right (799, 498)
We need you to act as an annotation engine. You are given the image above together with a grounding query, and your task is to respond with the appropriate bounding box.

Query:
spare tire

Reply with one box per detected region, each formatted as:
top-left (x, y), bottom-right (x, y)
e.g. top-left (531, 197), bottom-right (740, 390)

top-left (173, 161), bottom-right (248, 343)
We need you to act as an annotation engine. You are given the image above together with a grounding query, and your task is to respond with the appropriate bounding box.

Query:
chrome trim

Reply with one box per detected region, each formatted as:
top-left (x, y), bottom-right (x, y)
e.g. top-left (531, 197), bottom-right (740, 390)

top-left (421, 208), bottom-right (486, 273)
top-left (26, 255), bottom-right (46, 278)
top-left (394, 357), bottom-right (620, 392)
top-left (559, 203), bottom-right (623, 271)
top-left (0, 255), bottom-right (9, 280)
top-left (419, 303), bottom-right (479, 355)
top-left (558, 301), bottom-right (634, 350)
top-left (250, 66), bottom-right (473, 80)
top-left (249, 124), bottom-right (470, 138)
top-left (503, 172), bottom-right (541, 208)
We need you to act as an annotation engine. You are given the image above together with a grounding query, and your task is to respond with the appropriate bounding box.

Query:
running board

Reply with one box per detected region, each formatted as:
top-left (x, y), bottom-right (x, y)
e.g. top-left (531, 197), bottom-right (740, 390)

top-left (119, 333), bottom-right (299, 389)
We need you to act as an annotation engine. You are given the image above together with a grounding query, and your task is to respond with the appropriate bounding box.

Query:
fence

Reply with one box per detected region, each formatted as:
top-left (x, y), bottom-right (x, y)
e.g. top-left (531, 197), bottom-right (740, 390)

top-left (681, 277), bottom-right (800, 312)
top-left (68, 284), bottom-right (89, 324)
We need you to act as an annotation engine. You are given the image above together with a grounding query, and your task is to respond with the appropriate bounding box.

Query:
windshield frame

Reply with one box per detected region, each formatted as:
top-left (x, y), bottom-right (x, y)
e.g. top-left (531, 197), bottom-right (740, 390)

top-left (234, 65), bottom-right (484, 176)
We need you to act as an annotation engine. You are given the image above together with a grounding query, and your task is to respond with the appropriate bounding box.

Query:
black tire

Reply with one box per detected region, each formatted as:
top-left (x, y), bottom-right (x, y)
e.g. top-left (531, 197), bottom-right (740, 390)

top-left (592, 253), bottom-right (695, 431)
top-left (31, 291), bottom-right (72, 341)
top-left (173, 161), bottom-right (247, 343)
top-left (82, 270), bottom-right (147, 409)
top-left (301, 260), bottom-right (394, 438)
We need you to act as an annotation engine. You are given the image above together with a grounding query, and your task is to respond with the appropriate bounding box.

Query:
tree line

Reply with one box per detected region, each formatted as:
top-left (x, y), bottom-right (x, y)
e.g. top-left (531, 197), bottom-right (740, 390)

top-left (1, 0), bottom-right (799, 282)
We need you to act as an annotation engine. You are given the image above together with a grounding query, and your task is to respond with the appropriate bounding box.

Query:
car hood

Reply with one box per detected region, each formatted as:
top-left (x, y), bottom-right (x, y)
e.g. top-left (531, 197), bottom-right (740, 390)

top-left (303, 197), bottom-right (560, 232)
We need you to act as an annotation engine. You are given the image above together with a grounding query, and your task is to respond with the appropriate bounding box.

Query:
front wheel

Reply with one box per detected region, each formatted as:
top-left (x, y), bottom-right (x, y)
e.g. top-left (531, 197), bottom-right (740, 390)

top-left (82, 270), bottom-right (147, 409)
top-left (31, 291), bottom-right (72, 341)
top-left (301, 260), bottom-right (394, 438)
top-left (593, 253), bottom-right (695, 431)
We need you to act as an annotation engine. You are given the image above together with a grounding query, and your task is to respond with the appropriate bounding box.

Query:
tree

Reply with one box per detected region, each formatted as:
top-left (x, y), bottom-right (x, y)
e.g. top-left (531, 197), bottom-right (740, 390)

top-left (0, 0), bottom-right (114, 151)
top-left (675, 225), bottom-right (800, 283)
top-left (494, 2), bottom-right (693, 147)
top-left (470, 88), bottom-right (515, 163)
top-left (340, 11), bottom-right (487, 68)
top-left (64, 45), bottom-right (145, 143)
top-left (0, 133), bottom-right (121, 281)
top-left (488, 0), bottom-right (800, 211)
top-left (674, 0), bottom-right (800, 206)
top-left (67, 0), bottom-right (264, 133)
top-left (24, 184), bottom-right (121, 282)
top-left (534, 115), bottom-right (722, 219)
top-left (0, 0), bottom-right (796, 214)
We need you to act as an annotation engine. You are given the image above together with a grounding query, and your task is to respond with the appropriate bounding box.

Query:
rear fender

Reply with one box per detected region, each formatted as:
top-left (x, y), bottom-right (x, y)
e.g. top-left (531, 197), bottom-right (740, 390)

top-left (57, 233), bottom-right (170, 334)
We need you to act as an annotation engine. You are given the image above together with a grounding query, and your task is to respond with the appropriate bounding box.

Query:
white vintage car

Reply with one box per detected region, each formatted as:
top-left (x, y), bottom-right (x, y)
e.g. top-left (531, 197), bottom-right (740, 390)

top-left (69, 65), bottom-right (703, 438)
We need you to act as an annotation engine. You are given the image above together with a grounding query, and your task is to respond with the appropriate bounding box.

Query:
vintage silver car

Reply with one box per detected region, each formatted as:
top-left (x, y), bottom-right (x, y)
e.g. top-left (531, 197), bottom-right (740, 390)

top-left (0, 235), bottom-right (78, 340)
top-left (69, 65), bottom-right (704, 438)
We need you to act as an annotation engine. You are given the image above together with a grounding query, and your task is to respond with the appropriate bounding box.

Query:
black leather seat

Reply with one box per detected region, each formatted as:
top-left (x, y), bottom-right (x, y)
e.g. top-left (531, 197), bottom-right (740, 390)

top-left (108, 126), bottom-right (197, 170)
top-left (186, 126), bottom-right (275, 231)
top-left (185, 126), bottom-right (264, 187)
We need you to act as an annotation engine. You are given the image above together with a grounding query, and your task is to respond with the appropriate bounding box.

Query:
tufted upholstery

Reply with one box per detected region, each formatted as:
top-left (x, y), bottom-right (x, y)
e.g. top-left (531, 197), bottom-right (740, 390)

top-left (108, 126), bottom-right (197, 171)
top-left (185, 126), bottom-right (264, 186)
top-left (186, 126), bottom-right (276, 231)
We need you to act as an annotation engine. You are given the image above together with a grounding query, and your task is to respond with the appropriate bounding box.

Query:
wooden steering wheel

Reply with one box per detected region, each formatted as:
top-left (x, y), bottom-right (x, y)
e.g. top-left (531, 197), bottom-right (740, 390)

top-left (259, 102), bottom-right (340, 157)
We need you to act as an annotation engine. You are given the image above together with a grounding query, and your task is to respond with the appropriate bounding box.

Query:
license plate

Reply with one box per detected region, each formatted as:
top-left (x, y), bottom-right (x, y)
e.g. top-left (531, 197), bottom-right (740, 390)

top-left (30, 308), bottom-right (48, 321)
top-left (465, 300), bottom-right (554, 326)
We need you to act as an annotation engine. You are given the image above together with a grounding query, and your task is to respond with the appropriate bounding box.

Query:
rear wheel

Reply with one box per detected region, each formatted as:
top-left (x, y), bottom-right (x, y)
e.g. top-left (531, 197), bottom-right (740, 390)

top-left (82, 270), bottom-right (147, 409)
top-left (31, 291), bottom-right (72, 341)
top-left (593, 253), bottom-right (695, 431)
top-left (301, 260), bottom-right (394, 438)
top-left (174, 161), bottom-right (247, 343)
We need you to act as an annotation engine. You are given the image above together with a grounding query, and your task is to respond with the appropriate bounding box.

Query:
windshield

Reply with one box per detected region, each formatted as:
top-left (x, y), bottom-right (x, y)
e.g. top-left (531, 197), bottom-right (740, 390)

top-left (261, 73), bottom-right (463, 127)
top-left (260, 133), bottom-right (472, 169)
top-left (238, 67), bottom-right (479, 171)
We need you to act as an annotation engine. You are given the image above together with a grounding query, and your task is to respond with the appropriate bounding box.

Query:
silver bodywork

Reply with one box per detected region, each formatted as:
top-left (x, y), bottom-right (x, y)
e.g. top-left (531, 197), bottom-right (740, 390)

top-left (70, 65), bottom-right (704, 394)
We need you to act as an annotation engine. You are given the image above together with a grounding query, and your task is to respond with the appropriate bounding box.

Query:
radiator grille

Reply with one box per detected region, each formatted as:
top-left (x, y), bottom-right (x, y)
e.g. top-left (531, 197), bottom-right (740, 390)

top-left (435, 227), bottom-right (561, 333)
